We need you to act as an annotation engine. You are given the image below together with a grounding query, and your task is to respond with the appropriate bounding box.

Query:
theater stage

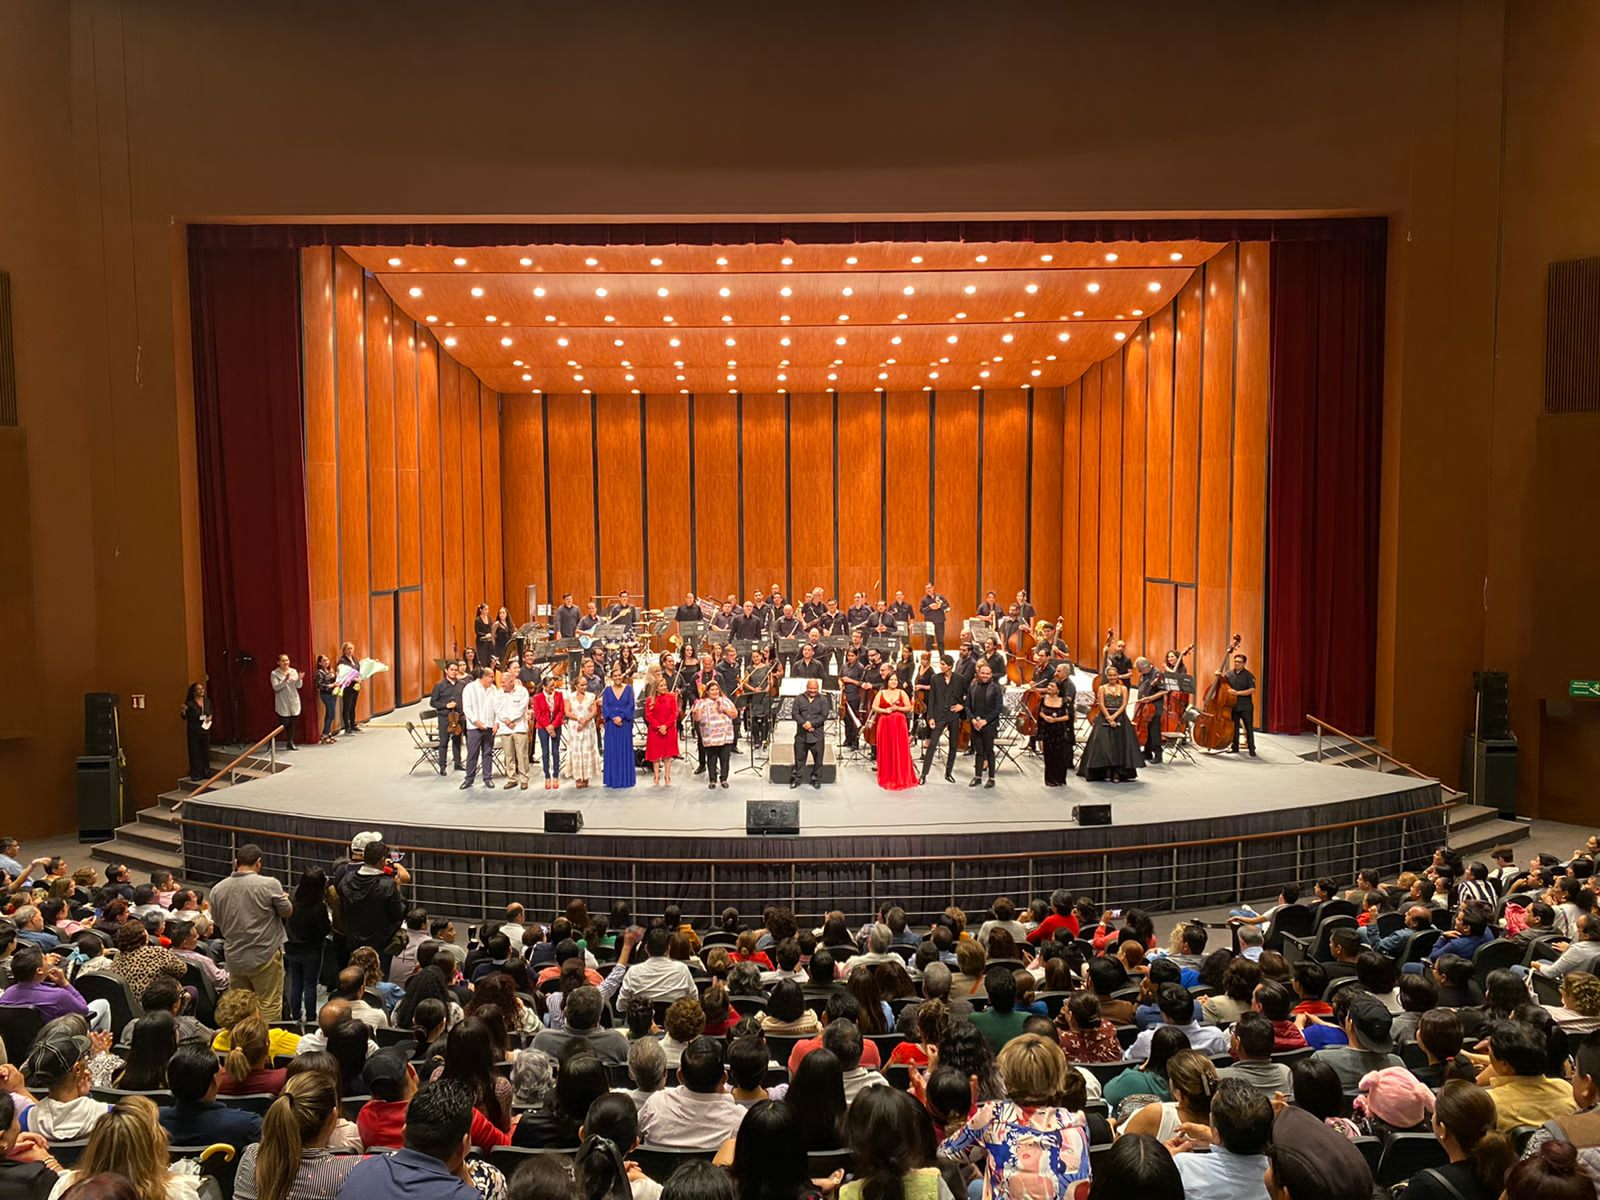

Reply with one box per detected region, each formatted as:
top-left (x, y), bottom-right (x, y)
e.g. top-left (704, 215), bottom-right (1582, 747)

top-left (180, 702), bottom-right (1447, 926)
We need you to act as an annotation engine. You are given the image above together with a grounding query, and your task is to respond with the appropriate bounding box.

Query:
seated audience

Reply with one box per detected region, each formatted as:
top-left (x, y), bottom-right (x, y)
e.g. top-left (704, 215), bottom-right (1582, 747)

top-left (156, 1043), bottom-right (262, 1147)
top-left (887, 998), bottom-right (949, 1068)
top-left (1219, 1012), bottom-right (1292, 1098)
top-left (968, 967), bottom-right (1028, 1052)
top-left (125, 976), bottom-right (212, 1048)
top-left (114, 1011), bottom-right (179, 1092)
top-left (1545, 971), bottom-right (1600, 1035)
top-left (1478, 1019), bottom-right (1576, 1130)
top-left (1171, 1079), bottom-right (1274, 1200)
top-left (637, 1036), bottom-right (746, 1150)
top-left (232, 1069), bottom-right (361, 1200)
top-left (623, 1037), bottom-right (666, 1113)
top-left (338, 1079), bottom-right (483, 1200)
top-left (1201, 958), bottom-right (1261, 1024)
top-left (1086, 1132), bottom-right (1182, 1200)
top-left (786, 1047), bottom-right (846, 1153)
top-left (1402, 1079), bottom-right (1515, 1200)
top-left (1121, 1049), bottom-right (1218, 1142)
top-left (1123, 984), bottom-right (1229, 1061)
top-left (45, 1096), bottom-right (201, 1200)
top-left (755, 979), bottom-right (821, 1037)
top-left (1315, 994), bottom-right (1405, 1089)
top-left (1057, 991), bottom-right (1121, 1063)
top-left (1412, 1008), bottom-right (1470, 1088)
top-left (433, 1017), bottom-right (513, 1132)
top-left (1264, 1104), bottom-right (1375, 1200)
top-left (659, 996), bottom-right (707, 1069)
top-left (530, 985), bottom-right (628, 1064)
top-left (1353, 1065), bottom-right (1435, 1136)
top-left (822, 1019), bottom-right (885, 1102)
top-left (839, 1087), bottom-right (942, 1200)
top-left (7, 1028), bottom-right (111, 1139)
top-left (1104, 1024), bottom-right (1187, 1112)
top-left (212, 990), bottom-right (300, 1057)
top-left (216, 1014), bottom-right (287, 1096)
top-left (1288, 1057), bottom-right (1364, 1138)
top-left (0, 946), bottom-right (107, 1030)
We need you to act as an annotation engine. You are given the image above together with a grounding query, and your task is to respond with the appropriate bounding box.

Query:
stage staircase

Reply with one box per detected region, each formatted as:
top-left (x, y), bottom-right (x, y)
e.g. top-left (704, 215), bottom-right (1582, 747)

top-left (89, 742), bottom-right (289, 881)
top-left (1303, 719), bottom-right (1529, 859)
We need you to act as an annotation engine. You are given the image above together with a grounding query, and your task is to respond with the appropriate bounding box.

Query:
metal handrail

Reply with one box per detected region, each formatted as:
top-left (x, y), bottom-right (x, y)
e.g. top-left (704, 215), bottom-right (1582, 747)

top-left (174, 726), bottom-right (284, 811)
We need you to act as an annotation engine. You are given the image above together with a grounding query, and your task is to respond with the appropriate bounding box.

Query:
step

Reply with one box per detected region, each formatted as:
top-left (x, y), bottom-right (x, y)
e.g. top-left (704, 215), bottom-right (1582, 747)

top-left (1448, 816), bottom-right (1532, 858)
top-left (116, 821), bottom-right (182, 854)
top-left (1448, 803), bottom-right (1506, 835)
top-left (138, 803), bottom-right (182, 828)
top-left (89, 837), bottom-right (184, 877)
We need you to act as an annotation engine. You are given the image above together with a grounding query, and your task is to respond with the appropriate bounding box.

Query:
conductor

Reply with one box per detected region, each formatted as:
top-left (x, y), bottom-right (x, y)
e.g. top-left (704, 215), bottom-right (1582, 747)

top-left (790, 677), bottom-right (831, 790)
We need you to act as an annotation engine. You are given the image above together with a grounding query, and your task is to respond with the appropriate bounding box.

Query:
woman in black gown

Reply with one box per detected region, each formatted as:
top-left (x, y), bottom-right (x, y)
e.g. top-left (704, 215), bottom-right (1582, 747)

top-left (1077, 670), bottom-right (1142, 783)
top-left (182, 681), bottom-right (212, 780)
top-left (1038, 679), bottom-right (1074, 786)
top-left (491, 606), bottom-right (515, 667)
top-left (473, 604), bottom-right (495, 669)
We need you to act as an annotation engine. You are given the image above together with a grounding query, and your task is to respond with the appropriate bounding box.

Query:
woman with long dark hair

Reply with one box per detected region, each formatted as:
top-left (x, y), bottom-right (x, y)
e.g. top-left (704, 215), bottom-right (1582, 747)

top-left (393, 962), bottom-right (458, 1032)
top-left (284, 869), bottom-right (330, 1025)
top-left (180, 682), bottom-right (211, 781)
top-left (335, 642), bottom-right (361, 735)
top-left (314, 655), bottom-right (337, 744)
top-left (474, 604), bottom-right (495, 669)
top-left (785, 1049), bottom-right (847, 1152)
top-left (114, 1012), bottom-right (178, 1093)
top-left (842, 1087), bottom-right (940, 1200)
top-left (730, 1101), bottom-right (819, 1200)
top-left (934, 1022), bottom-right (1002, 1101)
top-left (846, 966), bottom-right (890, 1035)
top-left (1085, 1134), bottom-right (1182, 1200)
top-left (514, 1053), bottom-right (608, 1149)
top-left (1404, 1080), bottom-right (1514, 1200)
top-left (434, 1017), bottom-right (513, 1131)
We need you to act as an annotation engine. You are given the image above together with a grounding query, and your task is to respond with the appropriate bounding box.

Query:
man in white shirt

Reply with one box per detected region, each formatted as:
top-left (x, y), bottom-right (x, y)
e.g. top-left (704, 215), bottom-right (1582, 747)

top-left (459, 668), bottom-right (499, 790)
top-left (1123, 984), bottom-right (1232, 1061)
top-left (637, 1037), bottom-right (746, 1150)
top-left (335, 966), bottom-right (390, 1030)
top-left (758, 938), bottom-right (809, 987)
top-left (498, 903), bottom-right (530, 947)
top-left (495, 673), bottom-right (531, 790)
top-left (616, 926), bottom-right (697, 1008)
top-left (1173, 1080), bottom-right (1274, 1200)
top-left (850, 924), bottom-right (909, 970)
top-left (823, 1020), bottom-right (888, 1102)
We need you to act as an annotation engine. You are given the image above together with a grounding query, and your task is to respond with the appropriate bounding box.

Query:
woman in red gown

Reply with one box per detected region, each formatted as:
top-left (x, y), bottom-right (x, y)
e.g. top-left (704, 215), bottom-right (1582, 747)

top-left (642, 667), bottom-right (681, 787)
top-left (871, 672), bottom-right (918, 791)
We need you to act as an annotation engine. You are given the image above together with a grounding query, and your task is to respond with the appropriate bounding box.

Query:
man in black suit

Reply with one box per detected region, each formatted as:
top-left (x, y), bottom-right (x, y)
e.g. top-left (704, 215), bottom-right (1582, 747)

top-left (846, 592), bottom-right (873, 632)
top-left (870, 600), bottom-right (897, 637)
top-left (888, 590), bottom-right (914, 629)
top-left (967, 662), bottom-right (1004, 789)
top-left (791, 678), bottom-right (831, 789)
top-left (919, 655), bottom-right (968, 784)
top-left (673, 592), bottom-right (706, 623)
top-left (427, 662), bottom-right (466, 774)
top-left (919, 584), bottom-right (949, 648)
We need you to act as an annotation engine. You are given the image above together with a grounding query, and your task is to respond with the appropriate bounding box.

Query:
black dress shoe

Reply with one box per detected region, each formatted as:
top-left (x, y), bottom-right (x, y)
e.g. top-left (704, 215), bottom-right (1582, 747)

top-left (1249, 750), bottom-right (1257, 758)
top-left (984, 778), bottom-right (995, 789)
top-left (811, 779), bottom-right (821, 789)
top-left (789, 778), bottom-right (799, 789)
top-left (968, 777), bottom-right (981, 788)
top-left (917, 773), bottom-right (927, 786)
top-left (459, 780), bottom-right (473, 790)
top-left (721, 780), bottom-right (729, 789)
top-left (944, 774), bottom-right (955, 783)
top-left (694, 765), bottom-right (706, 775)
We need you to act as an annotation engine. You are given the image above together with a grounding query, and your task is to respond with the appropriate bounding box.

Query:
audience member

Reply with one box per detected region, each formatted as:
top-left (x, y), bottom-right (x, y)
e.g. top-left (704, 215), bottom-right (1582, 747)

top-left (1219, 1012), bottom-right (1292, 1097)
top-left (1121, 1049), bottom-right (1217, 1142)
top-left (339, 1079), bottom-right (481, 1200)
top-left (636, 1036), bottom-right (745, 1150)
top-left (1479, 1019), bottom-right (1576, 1130)
top-left (208, 845), bottom-right (292, 1022)
top-left (1315, 994), bottom-right (1405, 1089)
top-left (1264, 1103), bottom-right (1376, 1200)
top-left (1402, 1079), bottom-right (1515, 1200)
top-left (44, 1097), bottom-right (200, 1200)
top-left (1171, 1078), bottom-right (1273, 1200)
top-left (1086, 1133), bottom-right (1182, 1200)
top-left (785, 1048), bottom-right (846, 1153)
top-left (1123, 984), bottom-right (1229, 1061)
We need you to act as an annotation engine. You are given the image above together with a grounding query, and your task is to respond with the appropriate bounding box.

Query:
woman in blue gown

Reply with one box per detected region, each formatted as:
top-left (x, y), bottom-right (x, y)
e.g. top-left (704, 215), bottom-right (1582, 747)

top-left (601, 669), bottom-right (637, 788)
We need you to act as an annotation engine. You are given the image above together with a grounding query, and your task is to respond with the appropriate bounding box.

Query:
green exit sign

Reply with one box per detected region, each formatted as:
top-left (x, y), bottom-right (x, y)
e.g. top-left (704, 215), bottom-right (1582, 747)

top-left (1572, 680), bottom-right (1600, 699)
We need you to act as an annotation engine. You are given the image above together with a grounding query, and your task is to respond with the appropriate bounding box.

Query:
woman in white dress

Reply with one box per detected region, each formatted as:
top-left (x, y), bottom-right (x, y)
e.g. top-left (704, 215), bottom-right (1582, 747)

top-left (565, 674), bottom-right (599, 788)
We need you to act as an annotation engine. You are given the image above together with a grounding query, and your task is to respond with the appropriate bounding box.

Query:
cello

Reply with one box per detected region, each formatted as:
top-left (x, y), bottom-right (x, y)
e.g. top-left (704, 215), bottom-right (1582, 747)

top-left (1191, 634), bottom-right (1242, 750)
top-left (1161, 642), bottom-right (1196, 735)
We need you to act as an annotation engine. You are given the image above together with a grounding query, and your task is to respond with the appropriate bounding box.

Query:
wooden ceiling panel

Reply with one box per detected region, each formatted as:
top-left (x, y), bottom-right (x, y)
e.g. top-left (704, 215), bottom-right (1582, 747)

top-left (348, 238), bottom-right (1211, 393)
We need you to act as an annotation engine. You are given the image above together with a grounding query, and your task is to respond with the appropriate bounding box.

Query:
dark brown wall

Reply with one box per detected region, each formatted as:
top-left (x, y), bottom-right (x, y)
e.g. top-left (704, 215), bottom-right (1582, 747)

top-left (500, 389), bottom-right (1066, 632)
top-left (6, 0), bottom-right (1595, 829)
top-left (301, 247), bottom-right (502, 720)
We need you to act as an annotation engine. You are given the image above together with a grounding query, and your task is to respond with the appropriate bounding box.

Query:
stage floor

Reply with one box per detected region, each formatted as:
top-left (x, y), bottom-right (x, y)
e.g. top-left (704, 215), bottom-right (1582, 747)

top-left (224, 701), bottom-right (1434, 841)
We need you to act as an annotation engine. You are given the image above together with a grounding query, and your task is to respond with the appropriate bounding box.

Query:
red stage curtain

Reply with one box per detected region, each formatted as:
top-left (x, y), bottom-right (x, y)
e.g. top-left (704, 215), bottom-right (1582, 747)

top-left (1265, 236), bottom-right (1387, 735)
top-left (191, 245), bottom-right (311, 745)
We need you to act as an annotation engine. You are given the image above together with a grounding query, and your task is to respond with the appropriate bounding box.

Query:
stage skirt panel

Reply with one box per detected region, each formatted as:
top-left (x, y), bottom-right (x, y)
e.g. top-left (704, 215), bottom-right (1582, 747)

top-left (874, 712), bottom-right (918, 791)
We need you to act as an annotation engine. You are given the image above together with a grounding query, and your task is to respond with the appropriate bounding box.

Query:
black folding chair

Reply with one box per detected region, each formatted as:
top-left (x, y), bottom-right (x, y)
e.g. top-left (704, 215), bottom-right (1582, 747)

top-left (1375, 1132), bottom-right (1447, 1186)
top-left (631, 1145), bottom-right (717, 1183)
top-left (406, 722), bottom-right (442, 774)
top-left (75, 971), bottom-right (141, 1032)
top-left (0, 1006), bottom-right (44, 1061)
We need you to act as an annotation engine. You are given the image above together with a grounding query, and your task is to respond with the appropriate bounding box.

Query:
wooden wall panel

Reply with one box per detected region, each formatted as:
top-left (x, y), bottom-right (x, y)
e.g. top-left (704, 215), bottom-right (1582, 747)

top-left (1145, 306), bottom-right (1175, 586)
top-left (836, 395), bottom-right (883, 604)
top-left (461, 378), bottom-right (486, 615)
top-left (418, 335), bottom-right (443, 667)
top-left (693, 396), bottom-right (740, 598)
top-left (644, 392), bottom-right (691, 608)
top-left (368, 594), bottom-right (395, 716)
top-left (365, 283), bottom-right (397, 596)
top-left (787, 395), bottom-right (835, 599)
top-left (884, 392), bottom-right (932, 632)
top-left (1061, 381), bottom-right (1082, 654)
top-left (481, 392), bottom-right (503, 613)
top-left (1098, 356), bottom-right (1124, 636)
top-left (498, 396), bottom-right (548, 614)
top-left (1145, 581), bottom-right (1176, 662)
top-left (399, 589), bottom-right (422, 704)
top-left (1231, 242), bottom-right (1271, 686)
top-left (1171, 275), bottom-right (1204, 585)
top-left (332, 251), bottom-right (371, 718)
top-left (395, 320), bottom-right (421, 591)
top-left (439, 357), bottom-right (465, 657)
top-left (1028, 387), bottom-right (1063, 627)
top-left (741, 393), bottom-right (789, 602)
top-left (597, 393), bottom-right (644, 601)
top-left (981, 389), bottom-right (1028, 607)
top-left (1197, 249), bottom-right (1238, 665)
top-left (931, 392), bottom-right (979, 630)
top-left (301, 248), bottom-right (338, 671)
top-left (1077, 364), bottom-right (1101, 649)
top-left (1120, 338), bottom-right (1148, 656)
top-left (545, 394), bottom-right (597, 603)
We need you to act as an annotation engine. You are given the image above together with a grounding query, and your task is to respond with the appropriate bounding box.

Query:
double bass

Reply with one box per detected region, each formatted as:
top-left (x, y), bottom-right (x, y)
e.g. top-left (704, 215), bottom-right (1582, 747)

top-left (1192, 634), bottom-right (1242, 750)
top-left (1004, 616), bottom-right (1037, 684)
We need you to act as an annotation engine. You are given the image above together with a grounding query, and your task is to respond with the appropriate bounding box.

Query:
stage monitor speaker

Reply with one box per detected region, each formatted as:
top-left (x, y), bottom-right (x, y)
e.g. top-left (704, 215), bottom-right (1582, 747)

top-left (75, 755), bottom-right (122, 840)
top-left (1473, 671), bottom-right (1511, 740)
top-left (84, 692), bottom-right (120, 758)
top-left (544, 810), bottom-right (584, 834)
top-left (1072, 803), bottom-right (1112, 827)
top-left (747, 799), bottom-right (800, 836)
top-left (1461, 734), bottom-right (1520, 818)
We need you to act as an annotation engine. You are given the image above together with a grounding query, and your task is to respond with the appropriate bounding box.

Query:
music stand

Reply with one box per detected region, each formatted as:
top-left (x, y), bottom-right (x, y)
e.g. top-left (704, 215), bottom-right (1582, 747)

top-left (776, 636), bottom-right (799, 658)
top-left (677, 619), bottom-right (706, 644)
top-left (866, 635), bottom-right (900, 656)
top-left (704, 628), bottom-right (730, 649)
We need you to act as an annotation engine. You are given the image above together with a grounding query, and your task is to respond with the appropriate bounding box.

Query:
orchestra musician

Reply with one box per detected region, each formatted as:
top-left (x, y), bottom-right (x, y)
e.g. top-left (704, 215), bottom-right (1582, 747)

top-left (1015, 590), bottom-right (1038, 626)
top-left (774, 603), bottom-right (803, 640)
top-left (840, 648), bottom-right (868, 750)
top-left (919, 584), bottom-right (949, 648)
top-left (673, 592), bottom-right (705, 623)
top-left (714, 645), bottom-right (742, 751)
top-left (909, 650), bottom-right (934, 739)
top-left (553, 593), bottom-right (582, 640)
top-left (980, 637), bottom-right (1006, 680)
top-left (966, 662), bottom-right (1004, 789)
top-left (918, 653), bottom-right (968, 785)
top-left (801, 589), bottom-right (826, 629)
top-left (888, 590), bottom-right (914, 629)
top-left (473, 604), bottom-right (495, 669)
top-left (428, 662), bottom-right (465, 775)
top-left (870, 600), bottom-right (897, 637)
top-left (607, 591), bottom-right (638, 632)
top-left (953, 640), bottom-right (978, 684)
top-left (576, 602), bottom-right (602, 639)
top-left (740, 649), bottom-right (775, 748)
top-left (730, 601), bottom-right (765, 645)
top-left (790, 642), bottom-right (826, 680)
top-left (1135, 656), bottom-right (1166, 764)
top-left (1101, 629), bottom-right (1134, 682)
top-left (1222, 652), bottom-right (1258, 756)
top-left (846, 592), bottom-right (873, 632)
top-left (976, 590), bottom-right (1001, 620)
top-left (790, 677), bottom-right (831, 790)
top-left (712, 600), bottom-right (735, 630)
top-left (491, 606), bottom-right (515, 667)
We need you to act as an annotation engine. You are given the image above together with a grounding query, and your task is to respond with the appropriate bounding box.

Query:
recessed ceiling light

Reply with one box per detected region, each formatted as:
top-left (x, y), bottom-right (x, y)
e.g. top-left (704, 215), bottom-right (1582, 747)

top-left (724, 337), bottom-right (736, 347)
top-left (674, 361), bottom-right (685, 368)
top-left (1132, 308), bottom-right (1144, 316)
top-left (955, 312), bottom-right (967, 320)
top-left (890, 336), bottom-right (903, 345)
top-left (896, 313), bottom-right (908, 320)
top-left (716, 256), bottom-right (729, 266)
top-left (827, 372), bottom-right (838, 381)
top-left (841, 286), bottom-right (854, 297)
top-left (902, 285), bottom-right (915, 296)
top-left (519, 257), bottom-right (533, 267)
top-left (975, 254), bottom-right (988, 264)
top-left (386, 256), bottom-right (402, 267)
top-left (532, 388), bottom-right (542, 394)
top-left (1031, 369), bottom-right (1042, 377)
top-left (1013, 311), bottom-right (1026, 318)
top-left (963, 285), bottom-right (977, 296)
top-left (1114, 331), bottom-right (1127, 341)
top-left (425, 314), bottom-right (438, 322)
top-left (513, 359), bottom-right (524, 366)
top-left (677, 374), bottom-right (686, 382)
top-left (1087, 282), bottom-right (1101, 294)
top-left (650, 257), bottom-right (663, 266)
top-left (980, 369), bottom-right (991, 379)
top-left (680, 388), bottom-right (689, 394)
top-left (993, 354), bottom-right (1003, 361)
top-left (846, 256), bottom-right (859, 265)
top-left (910, 255), bottom-right (924, 264)
top-left (780, 314), bottom-right (791, 322)
top-left (1002, 334), bottom-right (1015, 344)
top-left (878, 372), bottom-right (888, 381)
top-left (779, 286), bottom-right (793, 297)
top-left (946, 334), bottom-right (959, 344)
top-left (556, 337), bottom-right (570, 347)
top-left (835, 336), bottom-right (847, 346)
top-left (621, 360), bottom-right (631, 367)
top-left (928, 370), bottom-right (939, 379)
top-left (1057, 332), bottom-right (1071, 342)
top-left (885, 357), bottom-right (896, 364)
top-left (1170, 251), bottom-right (1184, 261)
top-left (727, 374), bottom-right (737, 382)
top-left (1105, 252), bottom-right (1119, 263)
top-left (533, 286), bottom-right (546, 297)
top-left (939, 356), bottom-right (950, 364)
top-left (1025, 283), bottom-right (1039, 294)
top-left (485, 314), bottom-right (498, 323)
top-left (585, 257), bottom-right (598, 267)
top-left (470, 286), bottom-right (485, 298)
top-left (443, 336), bottom-right (458, 347)
top-left (719, 286), bottom-right (732, 298)
top-left (613, 338), bottom-right (624, 347)
top-left (604, 315), bottom-right (616, 323)
top-left (779, 336), bottom-right (791, 347)
top-left (656, 287), bottom-right (670, 298)
top-left (721, 314), bottom-right (733, 323)
top-left (777, 373), bottom-right (787, 382)
top-left (663, 314), bottom-right (674, 322)
top-left (595, 287), bottom-right (608, 297)
top-left (1148, 281), bottom-right (1163, 293)
top-left (500, 336), bottom-right (512, 347)
top-left (838, 313), bottom-right (850, 322)
top-left (1040, 254), bottom-right (1054, 263)
top-left (727, 360), bottom-right (736, 367)
top-left (583, 389), bottom-right (592, 395)
top-left (408, 286), bottom-right (423, 298)
top-left (521, 373), bottom-right (532, 381)
top-left (1073, 309), bottom-right (1085, 317)
top-left (1046, 354), bottom-right (1057, 361)
top-left (631, 388), bottom-right (640, 394)
top-left (452, 257), bottom-right (467, 267)
top-left (669, 337), bottom-right (682, 347)
top-left (781, 256), bottom-right (794, 266)
top-left (545, 315), bottom-right (556, 322)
